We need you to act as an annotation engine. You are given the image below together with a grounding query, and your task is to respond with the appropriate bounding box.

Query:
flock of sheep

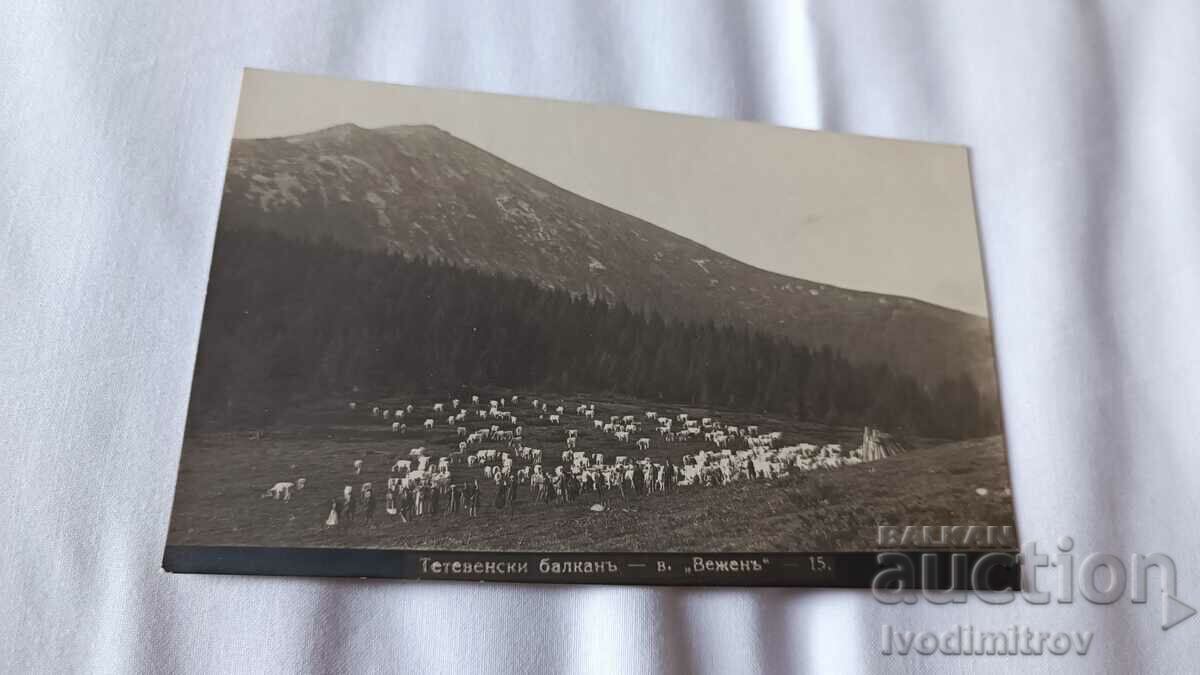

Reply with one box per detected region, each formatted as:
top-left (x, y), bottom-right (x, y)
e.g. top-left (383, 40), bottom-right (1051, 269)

top-left (260, 394), bottom-right (879, 524)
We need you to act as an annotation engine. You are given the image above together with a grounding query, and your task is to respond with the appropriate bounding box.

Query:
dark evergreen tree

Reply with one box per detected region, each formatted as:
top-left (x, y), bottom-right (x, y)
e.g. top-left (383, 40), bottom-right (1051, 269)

top-left (186, 226), bottom-right (1000, 440)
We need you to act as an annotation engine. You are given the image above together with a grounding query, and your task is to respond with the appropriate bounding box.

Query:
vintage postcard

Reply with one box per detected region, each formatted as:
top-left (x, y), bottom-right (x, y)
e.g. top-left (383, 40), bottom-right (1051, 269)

top-left (164, 69), bottom-right (1017, 587)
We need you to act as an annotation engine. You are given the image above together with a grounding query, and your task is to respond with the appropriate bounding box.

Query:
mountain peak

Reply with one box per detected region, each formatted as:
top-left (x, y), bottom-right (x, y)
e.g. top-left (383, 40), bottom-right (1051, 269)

top-left (283, 122), bottom-right (372, 144)
top-left (376, 123), bottom-right (451, 138)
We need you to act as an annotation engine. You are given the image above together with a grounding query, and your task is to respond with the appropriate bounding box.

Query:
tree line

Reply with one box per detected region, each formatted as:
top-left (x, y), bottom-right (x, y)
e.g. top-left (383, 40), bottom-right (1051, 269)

top-left (188, 225), bottom-right (1000, 439)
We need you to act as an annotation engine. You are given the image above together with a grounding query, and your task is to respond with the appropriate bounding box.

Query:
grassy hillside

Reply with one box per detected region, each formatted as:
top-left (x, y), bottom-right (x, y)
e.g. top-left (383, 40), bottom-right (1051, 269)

top-left (221, 124), bottom-right (999, 394)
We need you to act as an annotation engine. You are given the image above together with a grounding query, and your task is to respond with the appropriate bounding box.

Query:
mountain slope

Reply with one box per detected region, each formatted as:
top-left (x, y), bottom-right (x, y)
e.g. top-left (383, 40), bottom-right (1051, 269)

top-left (217, 123), bottom-right (997, 393)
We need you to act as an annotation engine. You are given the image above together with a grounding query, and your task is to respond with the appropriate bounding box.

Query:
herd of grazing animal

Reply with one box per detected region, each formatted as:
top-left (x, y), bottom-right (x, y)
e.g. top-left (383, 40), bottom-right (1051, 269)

top-left (258, 393), bottom-right (891, 530)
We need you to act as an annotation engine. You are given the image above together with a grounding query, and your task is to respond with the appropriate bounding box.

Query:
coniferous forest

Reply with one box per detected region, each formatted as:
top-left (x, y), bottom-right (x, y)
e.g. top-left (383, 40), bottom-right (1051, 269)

top-left (188, 226), bottom-right (1000, 439)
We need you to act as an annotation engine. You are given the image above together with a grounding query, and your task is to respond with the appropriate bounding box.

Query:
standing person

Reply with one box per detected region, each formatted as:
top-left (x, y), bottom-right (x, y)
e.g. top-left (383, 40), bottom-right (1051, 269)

top-left (324, 499), bottom-right (339, 529)
top-left (664, 460), bottom-right (675, 494)
top-left (398, 484), bottom-right (412, 523)
top-left (465, 480), bottom-right (479, 517)
top-left (341, 485), bottom-right (356, 530)
top-left (531, 471), bottom-right (545, 504)
top-left (361, 483), bottom-right (375, 528)
top-left (507, 474), bottom-right (518, 512)
top-left (552, 468), bottom-right (565, 505)
top-left (385, 488), bottom-right (397, 517)
top-left (414, 482), bottom-right (425, 518)
top-left (494, 474), bottom-right (508, 510)
top-left (429, 480), bottom-right (441, 516)
top-left (566, 473), bottom-right (578, 503)
top-left (632, 463), bottom-right (645, 496)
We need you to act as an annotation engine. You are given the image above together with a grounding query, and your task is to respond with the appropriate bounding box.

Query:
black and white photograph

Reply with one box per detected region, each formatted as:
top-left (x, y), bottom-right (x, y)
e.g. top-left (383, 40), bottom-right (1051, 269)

top-left (164, 68), bottom-right (1016, 581)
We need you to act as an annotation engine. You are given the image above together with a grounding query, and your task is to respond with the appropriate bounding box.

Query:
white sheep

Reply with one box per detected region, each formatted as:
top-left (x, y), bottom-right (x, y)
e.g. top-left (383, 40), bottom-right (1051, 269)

top-left (262, 481), bottom-right (296, 500)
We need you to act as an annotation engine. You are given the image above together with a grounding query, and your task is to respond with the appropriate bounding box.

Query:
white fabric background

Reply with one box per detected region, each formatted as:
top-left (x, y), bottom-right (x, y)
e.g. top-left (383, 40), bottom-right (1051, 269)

top-left (2, 1), bottom-right (1198, 672)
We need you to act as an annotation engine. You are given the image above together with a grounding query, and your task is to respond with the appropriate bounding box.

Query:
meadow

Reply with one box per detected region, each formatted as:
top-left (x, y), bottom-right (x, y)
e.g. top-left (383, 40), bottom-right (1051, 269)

top-left (167, 391), bottom-right (1015, 552)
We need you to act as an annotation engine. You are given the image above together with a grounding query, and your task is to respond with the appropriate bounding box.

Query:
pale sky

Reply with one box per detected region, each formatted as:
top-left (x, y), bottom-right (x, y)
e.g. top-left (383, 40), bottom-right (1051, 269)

top-left (233, 68), bottom-right (989, 317)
